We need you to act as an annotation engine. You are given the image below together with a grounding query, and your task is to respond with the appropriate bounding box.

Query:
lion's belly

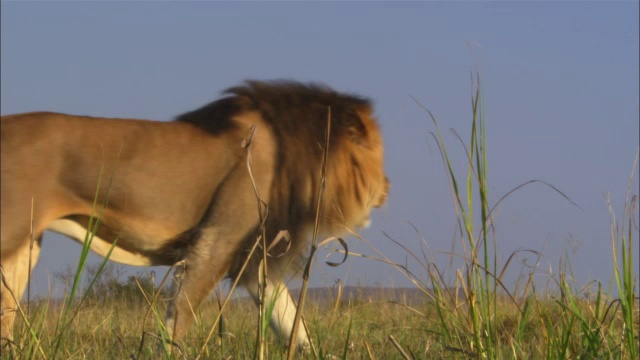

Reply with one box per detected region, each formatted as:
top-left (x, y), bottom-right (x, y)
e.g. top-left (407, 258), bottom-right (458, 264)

top-left (47, 209), bottom-right (198, 266)
top-left (48, 219), bottom-right (157, 266)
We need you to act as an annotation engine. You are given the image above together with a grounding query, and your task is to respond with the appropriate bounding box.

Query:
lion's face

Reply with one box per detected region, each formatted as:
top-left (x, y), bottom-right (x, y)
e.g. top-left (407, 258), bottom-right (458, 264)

top-left (323, 109), bottom-right (389, 234)
top-left (363, 167), bottom-right (389, 230)
top-left (358, 175), bottom-right (390, 228)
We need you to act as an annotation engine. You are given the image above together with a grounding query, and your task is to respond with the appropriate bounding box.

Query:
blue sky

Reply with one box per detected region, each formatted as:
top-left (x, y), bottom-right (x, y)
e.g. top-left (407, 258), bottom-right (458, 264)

top-left (2, 1), bottom-right (638, 297)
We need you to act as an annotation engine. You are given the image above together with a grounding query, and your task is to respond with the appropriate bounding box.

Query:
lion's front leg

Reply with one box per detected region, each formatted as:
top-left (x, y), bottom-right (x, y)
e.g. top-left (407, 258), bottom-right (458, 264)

top-left (162, 232), bottom-right (237, 354)
top-left (244, 277), bottom-right (311, 351)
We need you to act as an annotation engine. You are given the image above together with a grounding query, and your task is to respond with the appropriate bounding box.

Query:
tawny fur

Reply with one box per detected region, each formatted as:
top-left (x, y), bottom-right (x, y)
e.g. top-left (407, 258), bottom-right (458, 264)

top-left (0, 80), bottom-right (389, 351)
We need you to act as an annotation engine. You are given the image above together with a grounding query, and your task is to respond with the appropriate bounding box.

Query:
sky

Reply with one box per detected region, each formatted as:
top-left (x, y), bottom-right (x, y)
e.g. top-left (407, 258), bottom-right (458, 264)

top-left (1, 1), bottom-right (638, 298)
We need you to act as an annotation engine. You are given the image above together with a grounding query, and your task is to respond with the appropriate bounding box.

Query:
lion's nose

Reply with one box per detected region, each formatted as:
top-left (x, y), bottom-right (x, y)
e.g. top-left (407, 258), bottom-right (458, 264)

top-left (372, 176), bottom-right (390, 208)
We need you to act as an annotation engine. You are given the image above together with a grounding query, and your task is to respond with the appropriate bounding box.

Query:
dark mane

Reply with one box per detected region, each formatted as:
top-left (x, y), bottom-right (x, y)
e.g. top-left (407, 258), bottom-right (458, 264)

top-left (175, 80), bottom-right (372, 141)
top-left (174, 95), bottom-right (240, 135)
top-left (176, 80), bottom-right (376, 277)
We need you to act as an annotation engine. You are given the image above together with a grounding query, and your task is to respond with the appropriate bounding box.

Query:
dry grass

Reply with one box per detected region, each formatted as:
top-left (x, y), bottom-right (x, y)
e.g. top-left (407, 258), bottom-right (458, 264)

top-left (6, 282), bottom-right (637, 359)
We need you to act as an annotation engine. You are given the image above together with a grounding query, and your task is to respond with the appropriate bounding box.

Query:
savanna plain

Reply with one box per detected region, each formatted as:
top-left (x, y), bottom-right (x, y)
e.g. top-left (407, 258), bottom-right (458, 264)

top-left (3, 73), bottom-right (638, 359)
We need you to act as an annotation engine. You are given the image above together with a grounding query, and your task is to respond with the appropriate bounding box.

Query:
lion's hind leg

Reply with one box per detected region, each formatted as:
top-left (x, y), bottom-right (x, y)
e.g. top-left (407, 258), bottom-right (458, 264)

top-left (1, 236), bottom-right (42, 347)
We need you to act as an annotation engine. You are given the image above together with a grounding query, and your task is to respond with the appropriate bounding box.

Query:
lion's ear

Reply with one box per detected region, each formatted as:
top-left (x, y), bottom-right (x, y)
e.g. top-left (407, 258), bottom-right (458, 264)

top-left (345, 110), bottom-right (369, 145)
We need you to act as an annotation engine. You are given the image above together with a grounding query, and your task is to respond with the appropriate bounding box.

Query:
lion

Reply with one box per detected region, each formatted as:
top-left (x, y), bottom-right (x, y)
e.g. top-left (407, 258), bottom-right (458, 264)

top-left (0, 80), bottom-right (389, 352)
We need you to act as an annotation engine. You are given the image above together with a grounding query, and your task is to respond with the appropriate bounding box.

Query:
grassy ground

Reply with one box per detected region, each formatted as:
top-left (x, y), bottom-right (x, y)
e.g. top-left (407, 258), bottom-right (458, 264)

top-left (3, 64), bottom-right (638, 359)
top-left (5, 278), bottom-right (638, 359)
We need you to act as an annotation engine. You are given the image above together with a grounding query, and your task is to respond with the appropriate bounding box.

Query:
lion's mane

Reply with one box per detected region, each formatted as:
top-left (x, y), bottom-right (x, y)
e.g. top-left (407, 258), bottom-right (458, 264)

top-left (176, 80), bottom-right (387, 279)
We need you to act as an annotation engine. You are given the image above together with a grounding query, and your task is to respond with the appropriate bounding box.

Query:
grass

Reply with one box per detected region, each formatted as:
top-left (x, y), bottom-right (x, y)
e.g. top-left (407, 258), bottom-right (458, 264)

top-left (3, 61), bottom-right (638, 359)
top-left (7, 277), bottom-right (637, 359)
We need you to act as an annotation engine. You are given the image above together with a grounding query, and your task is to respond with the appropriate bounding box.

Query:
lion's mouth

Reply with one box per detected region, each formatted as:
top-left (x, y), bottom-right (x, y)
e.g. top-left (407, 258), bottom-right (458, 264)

top-left (359, 217), bottom-right (372, 229)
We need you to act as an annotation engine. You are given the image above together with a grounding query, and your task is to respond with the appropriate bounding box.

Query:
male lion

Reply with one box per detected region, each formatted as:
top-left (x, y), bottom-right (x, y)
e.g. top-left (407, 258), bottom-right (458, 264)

top-left (0, 80), bottom-right (389, 351)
